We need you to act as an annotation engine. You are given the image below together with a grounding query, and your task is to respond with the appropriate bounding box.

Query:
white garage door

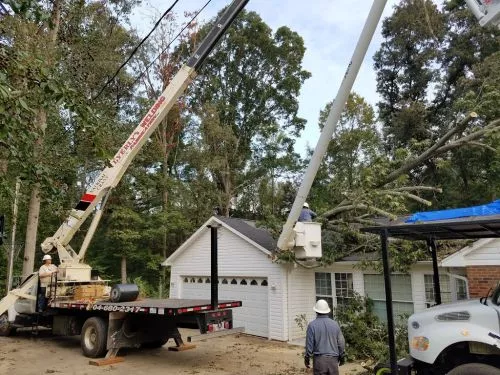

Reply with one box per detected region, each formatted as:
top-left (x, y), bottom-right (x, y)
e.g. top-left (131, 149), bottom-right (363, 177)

top-left (181, 276), bottom-right (269, 337)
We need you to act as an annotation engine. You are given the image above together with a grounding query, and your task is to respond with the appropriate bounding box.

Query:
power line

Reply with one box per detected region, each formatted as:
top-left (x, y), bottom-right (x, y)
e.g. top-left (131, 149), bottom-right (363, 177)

top-left (93, 0), bottom-right (181, 100)
top-left (131, 0), bottom-right (213, 88)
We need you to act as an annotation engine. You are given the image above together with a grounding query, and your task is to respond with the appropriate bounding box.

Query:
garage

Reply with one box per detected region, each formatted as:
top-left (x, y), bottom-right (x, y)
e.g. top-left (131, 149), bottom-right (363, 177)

top-left (181, 276), bottom-right (269, 337)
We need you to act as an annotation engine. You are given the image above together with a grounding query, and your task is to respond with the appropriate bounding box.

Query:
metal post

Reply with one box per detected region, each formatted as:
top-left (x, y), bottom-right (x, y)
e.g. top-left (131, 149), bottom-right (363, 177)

top-left (208, 224), bottom-right (221, 310)
top-left (277, 0), bottom-right (388, 251)
top-left (381, 229), bottom-right (397, 374)
top-left (428, 239), bottom-right (442, 305)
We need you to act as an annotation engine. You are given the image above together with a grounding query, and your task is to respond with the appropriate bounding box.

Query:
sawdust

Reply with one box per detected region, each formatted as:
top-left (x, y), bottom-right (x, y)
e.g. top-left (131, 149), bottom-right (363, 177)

top-left (0, 329), bottom-right (366, 375)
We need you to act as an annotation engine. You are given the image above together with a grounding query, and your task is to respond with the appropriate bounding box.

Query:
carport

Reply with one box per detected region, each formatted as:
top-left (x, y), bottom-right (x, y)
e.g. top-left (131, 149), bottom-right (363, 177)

top-left (361, 200), bottom-right (500, 374)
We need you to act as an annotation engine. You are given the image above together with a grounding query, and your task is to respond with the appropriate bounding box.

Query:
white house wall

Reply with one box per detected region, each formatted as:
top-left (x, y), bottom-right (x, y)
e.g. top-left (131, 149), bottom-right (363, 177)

top-left (287, 262), bottom-right (436, 341)
top-left (168, 225), bottom-right (286, 341)
top-left (464, 238), bottom-right (500, 265)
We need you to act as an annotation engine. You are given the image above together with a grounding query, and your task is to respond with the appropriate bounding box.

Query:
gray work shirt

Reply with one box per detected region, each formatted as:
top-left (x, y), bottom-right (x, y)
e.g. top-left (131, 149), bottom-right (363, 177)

top-left (305, 315), bottom-right (345, 358)
top-left (298, 208), bottom-right (317, 222)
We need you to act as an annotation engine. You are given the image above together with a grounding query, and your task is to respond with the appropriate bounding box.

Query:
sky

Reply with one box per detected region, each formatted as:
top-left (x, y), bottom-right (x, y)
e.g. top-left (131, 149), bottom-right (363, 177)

top-left (130, 0), bottom-right (400, 156)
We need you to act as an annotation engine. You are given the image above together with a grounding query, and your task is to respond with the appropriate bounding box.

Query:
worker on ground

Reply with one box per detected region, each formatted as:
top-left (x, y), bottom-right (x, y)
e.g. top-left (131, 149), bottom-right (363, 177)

top-left (298, 202), bottom-right (317, 222)
top-left (304, 299), bottom-right (346, 375)
top-left (38, 254), bottom-right (58, 311)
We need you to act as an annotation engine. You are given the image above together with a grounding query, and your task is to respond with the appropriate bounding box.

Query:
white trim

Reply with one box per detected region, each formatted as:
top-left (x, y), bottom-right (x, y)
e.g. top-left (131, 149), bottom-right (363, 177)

top-left (162, 216), bottom-right (272, 266)
top-left (440, 238), bottom-right (496, 268)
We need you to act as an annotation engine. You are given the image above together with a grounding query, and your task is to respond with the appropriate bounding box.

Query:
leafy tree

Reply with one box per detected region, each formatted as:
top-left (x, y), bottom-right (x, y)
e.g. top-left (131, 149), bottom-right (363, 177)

top-left (179, 10), bottom-right (310, 216)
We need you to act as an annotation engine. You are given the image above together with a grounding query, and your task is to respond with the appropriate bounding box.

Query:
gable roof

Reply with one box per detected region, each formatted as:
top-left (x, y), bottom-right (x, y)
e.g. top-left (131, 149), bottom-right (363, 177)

top-left (215, 216), bottom-right (276, 252)
top-left (162, 216), bottom-right (276, 266)
top-left (440, 238), bottom-right (497, 267)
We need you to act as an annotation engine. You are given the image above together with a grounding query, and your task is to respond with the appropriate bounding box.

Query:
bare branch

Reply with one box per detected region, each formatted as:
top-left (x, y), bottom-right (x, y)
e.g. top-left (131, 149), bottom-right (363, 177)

top-left (377, 112), bottom-right (478, 186)
top-left (323, 203), bottom-right (397, 220)
top-left (436, 122), bottom-right (500, 154)
top-left (392, 186), bottom-right (442, 193)
top-left (378, 190), bottom-right (433, 206)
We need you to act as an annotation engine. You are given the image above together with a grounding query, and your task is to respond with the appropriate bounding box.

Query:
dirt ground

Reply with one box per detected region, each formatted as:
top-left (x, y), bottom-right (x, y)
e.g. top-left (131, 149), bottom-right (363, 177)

top-left (0, 328), bottom-right (366, 375)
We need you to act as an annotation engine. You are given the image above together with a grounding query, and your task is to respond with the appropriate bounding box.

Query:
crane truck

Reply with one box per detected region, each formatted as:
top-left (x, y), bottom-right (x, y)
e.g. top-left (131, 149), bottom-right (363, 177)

top-left (0, 0), bottom-right (499, 367)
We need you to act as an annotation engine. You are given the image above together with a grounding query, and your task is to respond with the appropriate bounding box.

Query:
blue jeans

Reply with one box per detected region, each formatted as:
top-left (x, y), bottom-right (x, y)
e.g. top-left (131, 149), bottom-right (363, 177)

top-left (37, 287), bottom-right (47, 312)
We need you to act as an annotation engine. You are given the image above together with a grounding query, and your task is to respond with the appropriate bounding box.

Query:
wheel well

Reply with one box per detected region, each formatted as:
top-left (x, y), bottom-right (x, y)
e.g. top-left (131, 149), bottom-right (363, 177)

top-left (435, 341), bottom-right (500, 372)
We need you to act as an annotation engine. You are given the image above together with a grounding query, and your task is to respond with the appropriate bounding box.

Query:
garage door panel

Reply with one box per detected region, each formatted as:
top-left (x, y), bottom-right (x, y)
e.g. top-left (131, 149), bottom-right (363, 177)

top-left (181, 277), bottom-right (268, 337)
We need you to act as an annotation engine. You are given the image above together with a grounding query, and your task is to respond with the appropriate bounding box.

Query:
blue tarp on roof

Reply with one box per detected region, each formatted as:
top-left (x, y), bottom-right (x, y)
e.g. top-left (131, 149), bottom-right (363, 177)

top-left (405, 200), bottom-right (500, 223)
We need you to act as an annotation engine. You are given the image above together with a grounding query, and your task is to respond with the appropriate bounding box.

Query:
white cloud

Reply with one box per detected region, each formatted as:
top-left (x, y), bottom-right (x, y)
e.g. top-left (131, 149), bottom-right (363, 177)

top-left (130, 0), bottom-right (400, 156)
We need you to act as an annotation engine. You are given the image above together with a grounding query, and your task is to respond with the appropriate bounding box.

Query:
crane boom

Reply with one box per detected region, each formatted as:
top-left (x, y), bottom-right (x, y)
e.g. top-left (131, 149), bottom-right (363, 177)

top-left (41, 0), bottom-right (249, 268)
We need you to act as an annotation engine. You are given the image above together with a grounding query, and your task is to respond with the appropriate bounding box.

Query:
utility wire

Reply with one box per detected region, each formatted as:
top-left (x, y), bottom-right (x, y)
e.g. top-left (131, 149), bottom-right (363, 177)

top-left (93, 0), bottom-right (181, 100)
top-left (131, 0), bottom-right (213, 88)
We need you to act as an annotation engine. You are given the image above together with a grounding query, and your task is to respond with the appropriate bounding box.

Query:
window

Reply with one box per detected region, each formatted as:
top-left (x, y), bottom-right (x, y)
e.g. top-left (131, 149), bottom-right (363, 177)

top-left (425, 274), bottom-right (451, 307)
top-left (222, 279), bottom-right (228, 284)
top-left (197, 278), bottom-right (203, 283)
top-left (250, 280), bottom-right (258, 285)
top-left (335, 273), bottom-right (354, 308)
top-left (184, 277), bottom-right (189, 283)
top-left (205, 278), bottom-right (211, 283)
top-left (261, 280), bottom-right (268, 286)
top-left (315, 273), bottom-right (333, 318)
top-left (231, 279), bottom-right (238, 285)
top-left (190, 278), bottom-right (196, 283)
top-left (240, 279), bottom-right (247, 285)
top-left (425, 274), bottom-right (468, 307)
top-left (364, 274), bottom-right (414, 323)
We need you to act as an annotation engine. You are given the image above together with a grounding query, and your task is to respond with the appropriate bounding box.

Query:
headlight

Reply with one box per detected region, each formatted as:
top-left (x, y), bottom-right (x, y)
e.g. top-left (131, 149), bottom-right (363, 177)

top-left (411, 321), bottom-right (420, 329)
top-left (411, 336), bottom-right (429, 351)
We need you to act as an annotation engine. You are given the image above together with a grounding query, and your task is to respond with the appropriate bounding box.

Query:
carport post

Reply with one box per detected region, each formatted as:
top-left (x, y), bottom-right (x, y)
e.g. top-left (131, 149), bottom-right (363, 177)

top-left (208, 224), bottom-right (221, 310)
top-left (381, 229), bottom-right (397, 374)
top-left (427, 239), bottom-right (442, 305)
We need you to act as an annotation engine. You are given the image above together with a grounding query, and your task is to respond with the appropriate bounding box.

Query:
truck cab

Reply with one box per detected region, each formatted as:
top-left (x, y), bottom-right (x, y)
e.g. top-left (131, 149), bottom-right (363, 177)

top-left (406, 283), bottom-right (500, 374)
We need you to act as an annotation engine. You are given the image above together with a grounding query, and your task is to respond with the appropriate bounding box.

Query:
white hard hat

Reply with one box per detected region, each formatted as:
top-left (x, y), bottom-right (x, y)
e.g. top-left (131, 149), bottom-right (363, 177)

top-left (303, 202), bottom-right (309, 208)
top-left (314, 299), bottom-right (331, 314)
top-left (42, 254), bottom-right (52, 261)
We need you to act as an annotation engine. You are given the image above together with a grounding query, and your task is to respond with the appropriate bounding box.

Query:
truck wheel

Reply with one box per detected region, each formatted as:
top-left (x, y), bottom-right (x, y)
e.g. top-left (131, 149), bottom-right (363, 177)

top-left (447, 363), bottom-right (500, 375)
top-left (0, 313), bottom-right (14, 336)
top-left (81, 317), bottom-right (108, 358)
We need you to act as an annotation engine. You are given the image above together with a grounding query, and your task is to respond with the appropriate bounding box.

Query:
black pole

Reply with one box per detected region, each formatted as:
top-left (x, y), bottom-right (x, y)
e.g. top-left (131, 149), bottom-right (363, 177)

top-left (381, 229), bottom-right (397, 374)
top-left (428, 239), bottom-right (442, 305)
top-left (208, 224), bottom-right (220, 310)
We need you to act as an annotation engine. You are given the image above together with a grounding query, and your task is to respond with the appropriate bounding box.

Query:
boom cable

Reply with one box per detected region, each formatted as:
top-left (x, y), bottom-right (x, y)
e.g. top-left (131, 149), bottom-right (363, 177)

top-left (131, 0), bottom-right (213, 88)
top-left (93, 0), bottom-right (182, 100)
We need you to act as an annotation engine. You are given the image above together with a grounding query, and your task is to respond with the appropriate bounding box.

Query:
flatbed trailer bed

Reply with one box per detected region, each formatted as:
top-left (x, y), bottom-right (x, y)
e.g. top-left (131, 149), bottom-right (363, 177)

top-left (50, 298), bottom-right (242, 316)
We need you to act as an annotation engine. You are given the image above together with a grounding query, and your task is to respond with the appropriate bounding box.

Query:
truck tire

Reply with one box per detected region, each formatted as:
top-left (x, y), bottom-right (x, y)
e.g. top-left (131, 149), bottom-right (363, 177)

top-left (0, 313), bottom-right (14, 336)
top-left (447, 363), bottom-right (500, 375)
top-left (81, 317), bottom-right (108, 358)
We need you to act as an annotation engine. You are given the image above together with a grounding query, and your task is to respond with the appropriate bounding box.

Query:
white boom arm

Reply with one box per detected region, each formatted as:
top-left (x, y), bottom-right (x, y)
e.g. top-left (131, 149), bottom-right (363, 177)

top-left (276, 0), bottom-right (388, 254)
top-left (40, 0), bottom-right (250, 265)
top-left (276, 0), bottom-right (498, 256)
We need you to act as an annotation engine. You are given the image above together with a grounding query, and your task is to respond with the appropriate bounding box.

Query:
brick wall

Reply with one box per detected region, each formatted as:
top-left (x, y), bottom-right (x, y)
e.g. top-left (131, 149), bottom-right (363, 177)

top-left (466, 266), bottom-right (500, 298)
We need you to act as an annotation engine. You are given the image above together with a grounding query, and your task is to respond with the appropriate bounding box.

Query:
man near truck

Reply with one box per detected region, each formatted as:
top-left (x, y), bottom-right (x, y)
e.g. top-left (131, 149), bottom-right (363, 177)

top-left (304, 299), bottom-right (346, 375)
top-left (38, 254), bottom-right (57, 311)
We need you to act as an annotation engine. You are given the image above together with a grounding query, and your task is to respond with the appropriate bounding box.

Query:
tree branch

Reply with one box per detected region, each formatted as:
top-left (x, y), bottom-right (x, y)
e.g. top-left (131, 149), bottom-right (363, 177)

top-left (377, 112), bottom-right (478, 187)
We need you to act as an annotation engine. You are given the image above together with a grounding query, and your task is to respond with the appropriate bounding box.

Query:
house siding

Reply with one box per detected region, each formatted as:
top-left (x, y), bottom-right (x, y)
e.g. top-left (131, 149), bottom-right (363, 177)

top-left (286, 262), bottom-right (437, 340)
top-left (168, 225), bottom-right (286, 341)
top-left (465, 238), bottom-right (500, 265)
top-left (287, 265), bottom-right (315, 341)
